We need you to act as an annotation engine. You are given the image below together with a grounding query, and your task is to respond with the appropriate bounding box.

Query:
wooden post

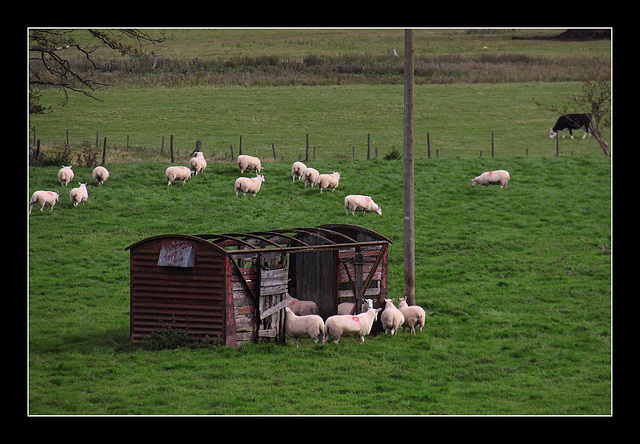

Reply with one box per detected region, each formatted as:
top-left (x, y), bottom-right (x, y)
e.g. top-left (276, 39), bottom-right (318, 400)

top-left (403, 29), bottom-right (416, 306)
top-left (239, 135), bottom-right (243, 155)
top-left (66, 129), bottom-right (69, 147)
top-left (375, 146), bottom-right (379, 159)
top-left (170, 135), bottom-right (174, 163)
top-left (427, 132), bottom-right (431, 159)
top-left (95, 131), bottom-right (99, 147)
top-left (305, 133), bottom-right (309, 161)
top-left (272, 143), bottom-right (277, 159)
top-left (526, 148), bottom-right (529, 157)
top-left (101, 137), bottom-right (107, 165)
top-left (36, 139), bottom-right (40, 161)
top-left (556, 136), bottom-right (560, 156)
top-left (480, 150), bottom-right (483, 157)
top-left (352, 146), bottom-right (356, 159)
top-left (230, 144), bottom-right (234, 161)
top-left (313, 146), bottom-right (316, 160)
top-left (161, 136), bottom-right (165, 154)
top-left (367, 133), bottom-right (371, 160)
top-left (127, 134), bottom-right (130, 150)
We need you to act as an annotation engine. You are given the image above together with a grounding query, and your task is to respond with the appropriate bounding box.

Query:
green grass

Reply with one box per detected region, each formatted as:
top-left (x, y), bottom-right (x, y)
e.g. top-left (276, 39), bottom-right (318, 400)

top-left (28, 155), bottom-right (611, 415)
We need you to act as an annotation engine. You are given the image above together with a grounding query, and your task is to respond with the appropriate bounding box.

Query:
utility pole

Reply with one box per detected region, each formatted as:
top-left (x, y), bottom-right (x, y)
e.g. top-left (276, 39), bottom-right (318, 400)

top-left (403, 29), bottom-right (416, 306)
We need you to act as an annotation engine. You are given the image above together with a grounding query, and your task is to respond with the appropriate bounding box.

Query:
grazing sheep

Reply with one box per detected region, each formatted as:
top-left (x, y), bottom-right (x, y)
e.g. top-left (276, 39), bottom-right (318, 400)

top-left (234, 174), bottom-right (265, 197)
top-left (323, 307), bottom-right (382, 344)
top-left (166, 166), bottom-right (192, 186)
top-left (92, 166), bottom-right (110, 186)
top-left (302, 167), bottom-right (319, 188)
top-left (70, 183), bottom-right (88, 207)
top-left (285, 293), bottom-right (319, 316)
top-left (285, 307), bottom-right (325, 348)
top-left (57, 165), bottom-right (74, 186)
top-left (550, 113), bottom-right (592, 139)
top-left (189, 152), bottom-right (207, 176)
top-left (317, 172), bottom-right (341, 193)
top-left (344, 194), bottom-right (382, 216)
top-left (29, 191), bottom-right (59, 213)
top-left (398, 297), bottom-right (426, 334)
top-left (291, 161), bottom-right (307, 182)
top-left (380, 298), bottom-right (405, 335)
top-left (237, 154), bottom-right (263, 173)
top-left (471, 170), bottom-right (510, 188)
top-left (337, 298), bottom-right (374, 315)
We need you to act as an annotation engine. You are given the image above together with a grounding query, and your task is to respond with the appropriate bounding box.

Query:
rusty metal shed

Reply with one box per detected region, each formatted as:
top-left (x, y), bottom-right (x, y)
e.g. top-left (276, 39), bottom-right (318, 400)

top-left (125, 224), bottom-right (392, 347)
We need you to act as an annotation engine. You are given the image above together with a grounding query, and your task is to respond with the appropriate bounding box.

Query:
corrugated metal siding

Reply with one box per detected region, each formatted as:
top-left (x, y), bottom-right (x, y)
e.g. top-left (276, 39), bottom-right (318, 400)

top-left (129, 238), bottom-right (227, 344)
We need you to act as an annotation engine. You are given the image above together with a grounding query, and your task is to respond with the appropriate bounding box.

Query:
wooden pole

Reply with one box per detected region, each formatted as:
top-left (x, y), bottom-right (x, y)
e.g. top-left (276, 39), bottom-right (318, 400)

top-left (403, 29), bottom-right (416, 306)
top-left (306, 133), bottom-right (309, 161)
top-left (272, 143), bottom-right (277, 159)
top-left (491, 131), bottom-right (495, 158)
top-left (170, 135), bottom-right (174, 163)
top-left (427, 132), bottom-right (431, 159)
top-left (101, 137), bottom-right (107, 165)
top-left (239, 135), bottom-right (242, 155)
top-left (367, 133), bottom-right (371, 160)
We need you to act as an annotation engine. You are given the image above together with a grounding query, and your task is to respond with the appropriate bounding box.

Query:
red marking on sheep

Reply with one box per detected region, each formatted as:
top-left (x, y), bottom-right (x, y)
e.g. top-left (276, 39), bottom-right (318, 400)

top-left (352, 317), bottom-right (360, 322)
top-left (46, 191), bottom-right (54, 197)
top-left (487, 171), bottom-right (493, 176)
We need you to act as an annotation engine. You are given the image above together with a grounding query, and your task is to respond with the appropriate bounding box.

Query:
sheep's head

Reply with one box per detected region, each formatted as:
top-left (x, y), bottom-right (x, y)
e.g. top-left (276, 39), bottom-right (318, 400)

top-left (549, 128), bottom-right (557, 139)
top-left (376, 206), bottom-right (382, 216)
top-left (471, 178), bottom-right (478, 187)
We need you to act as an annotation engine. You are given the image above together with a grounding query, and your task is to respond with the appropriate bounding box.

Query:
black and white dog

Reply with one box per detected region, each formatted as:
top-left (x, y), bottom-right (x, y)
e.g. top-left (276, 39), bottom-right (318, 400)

top-left (549, 113), bottom-right (592, 140)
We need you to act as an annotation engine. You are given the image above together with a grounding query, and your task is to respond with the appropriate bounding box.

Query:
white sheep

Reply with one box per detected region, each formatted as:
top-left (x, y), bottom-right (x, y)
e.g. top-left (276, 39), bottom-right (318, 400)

top-left (92, 166), bottom-right (110, 186)
top-left (398, 297), bottom-right (426, 334)
top-left (285, 293), bottom-right (319, 316)
top-left (57, 165), bottom-right (74, 186)
top-left (471, 170), bottom-right (510, 188)
top-left (234, 174), bottom-right (265, 197)
top-left (285, 307), bottom-right (325, 348)
top-left (344, 194), bottom-right (382, 216)
top-left (317, 172), bottom-right (341, 193)
top-left (302, 167), bottom-right (319, 188)
top-left (237, 154), bottom-right (263, 173)
top-left (323, 307), bottom-right (381, 344)
top-left (29, 190), bottom-right (60, 213)
top-left (70, 182), bottom-right (88, 207)
top-left (189, 152), bottom-right (207, 176)
top-left (380, 298), bottom-right (405, 335)
top-left (166, 166), bottom-right (192, 186)
top-left (291, 161), bottom-right (307, 182)
top-left (337, 298), bottom-right (374, 315)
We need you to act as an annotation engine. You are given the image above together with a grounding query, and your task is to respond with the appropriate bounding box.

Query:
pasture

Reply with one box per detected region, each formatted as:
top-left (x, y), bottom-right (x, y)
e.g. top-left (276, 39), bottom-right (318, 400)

top-left (27, 29), bottom-right (611, 415)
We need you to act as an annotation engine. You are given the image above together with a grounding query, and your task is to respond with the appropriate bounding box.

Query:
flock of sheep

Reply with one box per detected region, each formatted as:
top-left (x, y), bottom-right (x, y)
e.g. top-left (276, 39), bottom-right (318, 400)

top-left (285, 294), bottom-right (426, 348)
top-left (29, 149), bottom-right (510, 348)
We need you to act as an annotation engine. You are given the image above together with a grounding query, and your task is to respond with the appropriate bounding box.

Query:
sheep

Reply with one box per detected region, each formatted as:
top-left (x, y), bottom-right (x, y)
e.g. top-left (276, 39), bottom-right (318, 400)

top-left (291, 161), bottom-right (307, 182)
top-left (92, 166), bottom-right (110, 186)
top-left (234, 174), bottom-right (265, 197)
top-left (29, 190), bottom-right (59, 213)
top-left (344, 194), bottom-right (382, 216)
top-left (398, 297), bottom-right (426, 334)
top-left (57, 165), bottom-right (74, 186)
top-left (237, 154), bottom-right (263, 174)
top-left (285, 307), bottom-right (325, 348)
top-left (317, 172), bottom-right (341, 193)
top-left (471, 170), bottom-right (510, 189)
top-left (323, 307), bottom-right (382, 344)
top-left (70, 182), bottom-right (88, 207)
top-left (302, 167), bottom-right (319, 188)
top-left (189, 152), bottom-right (207, 176)
top-left (380, 298), bottom-right (405, 335)
top-left (285, 293), bottom-right (319, 316)
top-left (166, 166), bottom-right (192, 186)
top-left (337, 298), bottom-right (374, 315)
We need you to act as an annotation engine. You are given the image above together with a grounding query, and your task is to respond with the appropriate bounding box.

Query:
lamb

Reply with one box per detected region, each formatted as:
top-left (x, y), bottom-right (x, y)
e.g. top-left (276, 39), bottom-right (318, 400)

top-left (302, 167), bottom-right (319, 188)
top-left (285, 293), bottom-right (319, 316)
top-left (92, 166), bottom-right (110, 186)
top-left (234, 174), bottom-right (265, 197)
top-left (285, 307), bottom-right (325, 348)
top-left (29, 190), bottom-right (60, 213)
top-left (70, 182), bottom-right (88, 207)
top-left (337, 298), bottom-right (374, 315)
top-left (237, 154), bottom-right (263, 173)
top-left (317, 172), bottom-right (341, 193)
top-left (471, 170), bottom-right (510, 188)
top-left (166, 166), bottom-right (192, 186)
top-left (323, 307), bottom-right (382, 344)
top-left (380, 298), bottom-right (405, 335)
top-left (57, 165), bottom-right (74, 186)
top-left (291, 161), bottom-right (307, 182)
top-left (344, 194), bottom-right (382, 216)
top-left (398, 297), bottom-right (426, 334)
top-left (189, 152), bottom-right (207, 176)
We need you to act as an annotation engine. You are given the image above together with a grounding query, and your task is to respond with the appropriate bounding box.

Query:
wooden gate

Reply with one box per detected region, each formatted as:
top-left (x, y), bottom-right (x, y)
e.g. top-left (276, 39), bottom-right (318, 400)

top-left (257, 252), bottom-right (288, 342)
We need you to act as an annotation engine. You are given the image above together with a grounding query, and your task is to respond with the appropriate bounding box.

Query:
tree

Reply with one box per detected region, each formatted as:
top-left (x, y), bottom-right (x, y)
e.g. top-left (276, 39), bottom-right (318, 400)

top-left (29, 29), bottom-right (166, 112)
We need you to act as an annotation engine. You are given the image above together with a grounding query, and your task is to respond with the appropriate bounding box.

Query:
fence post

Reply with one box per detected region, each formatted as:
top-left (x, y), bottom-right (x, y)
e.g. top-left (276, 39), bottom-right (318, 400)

top-left (375, 146), bottom-right (379, 159)
top-left (127, 134), bottom-right (130, 150)
top-left (491, 131), bottom-right (495, 158)
top-left (427, 132), bottom-right (431, 159)
top-left (95, 131), bottom-right (99, 147)
top-left (170, 135), bottom-right (174, 163)
top-left (161, 136), bottom-right (165, 154)
top-left (313, 146), bottom-right (316, 160)
top-left (556, 137), bottom-right (559, 157)
top-left (66, 129), bottom-right (69, 147)
top-left (352, 146), bottom-right (355, 159)
top-left (230, 144), bottom-right (234, 161)
top-left (305, 133), bottom-right (309, 161)
top-left (272, 143), bottom-right (277, 159)
top-left (239, 135), bottom-right (242, 155)
top-left (101, 137), bottom-right (107, 165)
top-left (367, 133), bottom-right (371, 160)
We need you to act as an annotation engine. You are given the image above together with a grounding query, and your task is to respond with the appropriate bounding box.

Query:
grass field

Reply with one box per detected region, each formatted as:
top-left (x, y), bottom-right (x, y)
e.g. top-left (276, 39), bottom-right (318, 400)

top-left (28, 29), bottom-right (612, 416)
